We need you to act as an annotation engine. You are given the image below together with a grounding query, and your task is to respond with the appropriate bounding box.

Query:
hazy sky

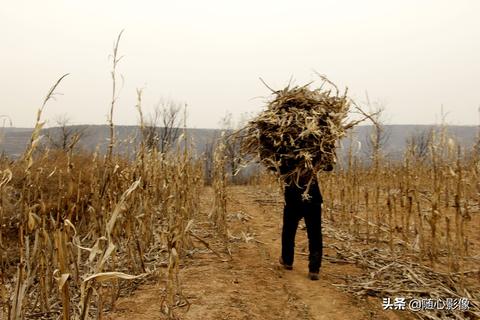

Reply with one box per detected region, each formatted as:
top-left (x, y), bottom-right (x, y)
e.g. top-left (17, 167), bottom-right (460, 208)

top-left (1, 0), bottom-right (480, 128)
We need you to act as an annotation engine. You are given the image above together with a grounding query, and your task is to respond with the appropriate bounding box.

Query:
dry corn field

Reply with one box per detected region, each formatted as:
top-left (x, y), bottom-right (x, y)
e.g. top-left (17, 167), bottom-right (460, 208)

top-left (1, 122), bottom-right (479, 320)
top-left (0, 40), bottom-right (479, 320)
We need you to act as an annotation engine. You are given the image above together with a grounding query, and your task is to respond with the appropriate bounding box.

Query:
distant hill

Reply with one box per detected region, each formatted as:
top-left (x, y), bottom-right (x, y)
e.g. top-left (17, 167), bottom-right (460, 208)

top-left (0, 125), bottom-right (221, 158)
top-left (1, 124), bottom-right (478, 160)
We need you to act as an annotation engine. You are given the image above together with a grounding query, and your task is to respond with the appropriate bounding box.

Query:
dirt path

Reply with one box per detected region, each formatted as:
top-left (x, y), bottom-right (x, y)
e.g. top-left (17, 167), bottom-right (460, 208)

top-left (107, 186), bottom-right (411, 320)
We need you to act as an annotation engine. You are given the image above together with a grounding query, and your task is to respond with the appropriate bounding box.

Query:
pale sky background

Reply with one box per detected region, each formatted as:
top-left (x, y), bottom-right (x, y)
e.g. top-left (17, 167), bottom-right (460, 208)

top-left (1, 0), bottom-right (480, 128)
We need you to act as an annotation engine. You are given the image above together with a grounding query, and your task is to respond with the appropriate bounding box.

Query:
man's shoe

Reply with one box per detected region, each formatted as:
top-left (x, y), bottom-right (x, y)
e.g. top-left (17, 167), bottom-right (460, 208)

top-left (308, 272), bottom-right (319, 280)
top-left (279, 257), bottom-right (293, 270)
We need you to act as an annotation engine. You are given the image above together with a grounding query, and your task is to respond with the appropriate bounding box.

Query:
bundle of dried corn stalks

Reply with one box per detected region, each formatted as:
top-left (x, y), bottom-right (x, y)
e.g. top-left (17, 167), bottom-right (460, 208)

top-left (236, 77), bottom-right (367, 191)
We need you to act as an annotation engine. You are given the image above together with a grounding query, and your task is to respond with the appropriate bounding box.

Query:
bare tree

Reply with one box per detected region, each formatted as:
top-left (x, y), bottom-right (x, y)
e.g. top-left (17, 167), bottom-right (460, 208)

top-left (0, 115), bottom-right (12, 145)
top-left (362, 97), bottom-right (389, 169)
top-left (203, 132), bottom-right (220, 185)
top-left (406, 128), bottom-right (433, 161)
top-left (142, 108), bottom-right (160, 151)
top-left (474, 135), bottom-right (480, 160)
top-left (204, 112), bottom-right (253, 185)
top-left (45, 115), bottom-right (87, 152)
top-left (220, 112), bottom-right (247, 183)
top-left (474, 106), bottom-right (480, 160)
top-left (142, 100), bottom-right (183, 153)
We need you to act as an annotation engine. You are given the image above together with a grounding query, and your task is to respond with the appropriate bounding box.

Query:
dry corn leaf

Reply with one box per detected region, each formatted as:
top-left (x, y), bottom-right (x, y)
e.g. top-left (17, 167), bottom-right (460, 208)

top-left (83, 271), bottom-right (146, 283)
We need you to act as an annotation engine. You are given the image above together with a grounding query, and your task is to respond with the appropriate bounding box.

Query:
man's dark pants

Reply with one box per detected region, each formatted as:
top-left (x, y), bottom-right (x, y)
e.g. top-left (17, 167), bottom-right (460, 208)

top-left (281, 183), bottom-right (323, 273)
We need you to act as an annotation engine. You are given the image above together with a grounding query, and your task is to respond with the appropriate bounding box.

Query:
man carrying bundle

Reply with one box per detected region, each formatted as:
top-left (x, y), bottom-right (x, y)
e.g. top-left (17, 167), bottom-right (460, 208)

top-left (238, 78), bottom-right (358, 280)
top-left (279, 158), bottom-right (334, 280)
